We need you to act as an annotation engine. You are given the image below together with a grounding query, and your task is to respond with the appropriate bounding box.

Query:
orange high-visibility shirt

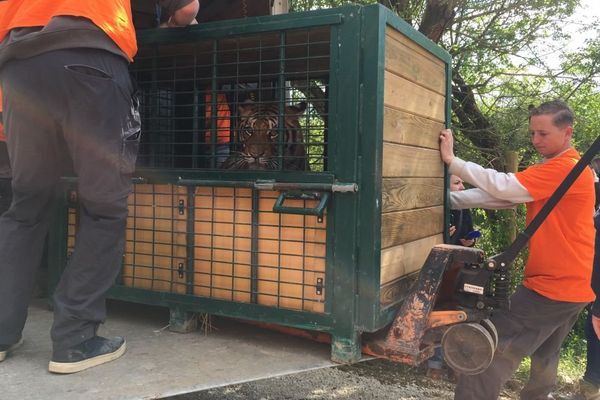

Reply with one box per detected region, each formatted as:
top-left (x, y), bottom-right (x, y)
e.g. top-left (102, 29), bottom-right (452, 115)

top-left (515, 148), bottom-right (596, 302)
top-left (0, 0), bottom-right (137, 61)
top-left (205, 93), bottom-right (231, 144)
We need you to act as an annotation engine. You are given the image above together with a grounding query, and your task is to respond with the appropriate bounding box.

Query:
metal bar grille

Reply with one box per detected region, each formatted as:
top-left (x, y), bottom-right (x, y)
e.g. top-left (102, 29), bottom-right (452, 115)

top-left (131, 27), bottom-right (331, 172)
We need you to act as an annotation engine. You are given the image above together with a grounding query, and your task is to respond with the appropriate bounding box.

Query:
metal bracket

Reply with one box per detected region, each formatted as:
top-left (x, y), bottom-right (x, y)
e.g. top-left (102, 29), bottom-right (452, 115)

top-left (316, 277), bottom-right (324, 295)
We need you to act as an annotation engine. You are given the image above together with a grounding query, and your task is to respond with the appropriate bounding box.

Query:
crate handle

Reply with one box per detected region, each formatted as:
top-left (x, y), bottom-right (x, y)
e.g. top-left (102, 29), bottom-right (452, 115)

top-left (272, 191), bottom-right (330, 217)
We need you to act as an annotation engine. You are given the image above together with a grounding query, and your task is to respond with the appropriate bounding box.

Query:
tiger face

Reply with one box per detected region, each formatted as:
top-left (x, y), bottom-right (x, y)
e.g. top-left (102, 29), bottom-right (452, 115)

top-left (222, 101), bottom-right (308, 170)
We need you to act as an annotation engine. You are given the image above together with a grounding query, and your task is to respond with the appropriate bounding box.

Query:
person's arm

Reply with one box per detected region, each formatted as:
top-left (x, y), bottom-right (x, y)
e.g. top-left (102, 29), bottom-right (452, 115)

top-left (440, 128), bottom-right (533, 204)
top-left (450, 188), bottom-right (517, 210)
top-left (449, 157), bottom-right (533, 203)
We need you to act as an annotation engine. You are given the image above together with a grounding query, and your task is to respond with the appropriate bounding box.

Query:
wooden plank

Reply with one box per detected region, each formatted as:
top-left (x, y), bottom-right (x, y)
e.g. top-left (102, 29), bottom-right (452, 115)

top-left (256, 272), bottom-right (325, 313)
top-left (380, 273), bottom-right (419, 306)
top-left (380, 234), bottom-right (442, 285)
top-left (382, 143), bottom-right (444, 178)
top-left (381, 206), bottom-right (444, 249)
top-left (384, 71), bottom-right (445, 122)
top-left (385, 32), bottom-right (446, 95)
top-left (382, 177), bottom-right (444, 213)
top-left (383, 107), bottom-right (444, 149)
top-left (386, 27), bottom-right (445, 69)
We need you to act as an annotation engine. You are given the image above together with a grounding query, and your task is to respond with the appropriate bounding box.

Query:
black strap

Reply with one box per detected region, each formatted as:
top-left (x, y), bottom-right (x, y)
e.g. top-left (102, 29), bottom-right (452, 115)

top-left (491, 134), bottom-right (600, 267)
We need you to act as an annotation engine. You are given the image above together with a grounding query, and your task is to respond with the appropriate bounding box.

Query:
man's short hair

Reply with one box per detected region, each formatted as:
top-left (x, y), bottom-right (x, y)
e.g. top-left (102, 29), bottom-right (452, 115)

top-left (528, 100), bottom-right (574, 128)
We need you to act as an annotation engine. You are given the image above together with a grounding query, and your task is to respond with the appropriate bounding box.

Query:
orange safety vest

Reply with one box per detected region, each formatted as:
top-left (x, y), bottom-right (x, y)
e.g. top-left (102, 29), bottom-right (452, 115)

top-left (0, 0), bottom-right (137, 61)
top-left (205, 93), bottom-right (231, 144)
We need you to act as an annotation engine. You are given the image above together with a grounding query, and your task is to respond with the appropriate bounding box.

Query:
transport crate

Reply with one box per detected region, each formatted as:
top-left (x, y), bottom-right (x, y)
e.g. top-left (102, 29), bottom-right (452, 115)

top-left (49, 4), bottom-right (451, 363)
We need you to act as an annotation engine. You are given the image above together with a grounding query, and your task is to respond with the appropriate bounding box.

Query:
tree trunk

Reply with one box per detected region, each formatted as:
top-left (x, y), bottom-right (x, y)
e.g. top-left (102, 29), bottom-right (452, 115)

top-left (418, 0), bottom-right (457, 43)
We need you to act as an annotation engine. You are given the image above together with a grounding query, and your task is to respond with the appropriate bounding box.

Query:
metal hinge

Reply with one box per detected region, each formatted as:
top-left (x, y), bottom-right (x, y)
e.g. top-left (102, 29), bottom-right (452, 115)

top-left (178, 199), bottom-right (185, 215)
top-left (178, 262), bottom-right (185, 279)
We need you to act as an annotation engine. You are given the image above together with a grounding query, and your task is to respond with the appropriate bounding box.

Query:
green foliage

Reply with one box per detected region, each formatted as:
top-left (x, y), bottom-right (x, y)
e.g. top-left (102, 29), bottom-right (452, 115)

top-left (290, 0), bottom-right (374, 12)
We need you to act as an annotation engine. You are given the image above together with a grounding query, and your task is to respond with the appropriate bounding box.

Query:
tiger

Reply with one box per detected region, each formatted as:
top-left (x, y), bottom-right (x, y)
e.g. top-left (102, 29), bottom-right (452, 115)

top-left (221, 101), bottom-right (309, 171)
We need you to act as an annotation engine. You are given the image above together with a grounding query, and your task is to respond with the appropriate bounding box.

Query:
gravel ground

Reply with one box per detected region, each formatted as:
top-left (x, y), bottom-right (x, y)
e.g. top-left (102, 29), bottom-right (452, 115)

top-left (166, 358), bottom-right (581, 400)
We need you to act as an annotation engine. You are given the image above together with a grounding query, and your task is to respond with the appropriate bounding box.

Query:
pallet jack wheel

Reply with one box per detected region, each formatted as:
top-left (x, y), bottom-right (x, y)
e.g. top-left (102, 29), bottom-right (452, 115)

top-left (441, 322), bottom-right (496, 375)
top-left (480, 318), bottom-right (498, 348)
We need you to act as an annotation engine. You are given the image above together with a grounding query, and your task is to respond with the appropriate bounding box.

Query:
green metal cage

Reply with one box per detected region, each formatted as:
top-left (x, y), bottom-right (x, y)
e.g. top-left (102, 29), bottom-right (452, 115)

top-left (48, 4), bottom-right (451, 363)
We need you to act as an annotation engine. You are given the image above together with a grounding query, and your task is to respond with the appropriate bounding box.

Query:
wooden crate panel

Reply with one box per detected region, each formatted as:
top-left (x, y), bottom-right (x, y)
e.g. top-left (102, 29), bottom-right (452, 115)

top-left (385, 28), bottom-right (446, 95)
top-left (382, 143), bottom-right (444, 178)
top-left (384, 71), bottom-right (445, 122)
top-left (382, 177), bottom-right (444, 213)
top-left (381, 206), bottom-right (444, 249)
top-left (380, 234), bottom-right (442, 285)
top-left (192, 188), bottom-right (327, 313)
top-left (67, 184), bottom-right (188, 294)
top-left (256, 269), bottom-right (325, 314)
top-left (70, 184), bottom-right (328, 312)
top-left (122, 184), bottom-right (187, 293)
top-left (383, 107), bottom-right (444, 149)
top-left (193, 186), bottom-right (253, 302)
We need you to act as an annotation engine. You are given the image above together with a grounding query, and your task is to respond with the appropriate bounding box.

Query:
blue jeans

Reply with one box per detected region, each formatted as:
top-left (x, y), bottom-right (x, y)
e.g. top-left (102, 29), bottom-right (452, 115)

top-left (585, 311), bottom-right (600, 385)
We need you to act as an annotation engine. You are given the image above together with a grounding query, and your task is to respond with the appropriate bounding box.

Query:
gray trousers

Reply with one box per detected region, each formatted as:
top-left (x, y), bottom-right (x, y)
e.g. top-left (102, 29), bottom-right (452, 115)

top-left (0, 49), bottom-right (140, 351)
top-left (454, 286), bottom-right (587, 400)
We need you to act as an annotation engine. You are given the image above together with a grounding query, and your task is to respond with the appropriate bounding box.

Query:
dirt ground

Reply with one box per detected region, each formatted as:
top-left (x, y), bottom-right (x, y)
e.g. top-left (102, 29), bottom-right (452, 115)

top-left (167, 358), bottom-right (580, 400)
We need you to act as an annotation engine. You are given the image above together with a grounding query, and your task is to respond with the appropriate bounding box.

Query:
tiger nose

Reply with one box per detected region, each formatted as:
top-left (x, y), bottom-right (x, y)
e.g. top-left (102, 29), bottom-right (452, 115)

top-left (249, 148), bottom-right (265, 158)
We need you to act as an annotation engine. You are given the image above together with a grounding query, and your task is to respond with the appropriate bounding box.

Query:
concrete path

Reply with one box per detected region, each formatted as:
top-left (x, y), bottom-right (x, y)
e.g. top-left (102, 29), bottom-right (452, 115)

top-left (0, 299), bottom-right (335, 400)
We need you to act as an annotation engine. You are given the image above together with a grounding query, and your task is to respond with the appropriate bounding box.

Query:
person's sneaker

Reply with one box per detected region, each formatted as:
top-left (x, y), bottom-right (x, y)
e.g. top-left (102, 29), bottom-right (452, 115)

top-left (0, 337), bottom-right (24, 362)
top-left (579, 379), bottom-right (600, 400)
top-left (48, 336), bottom-right (126, 374)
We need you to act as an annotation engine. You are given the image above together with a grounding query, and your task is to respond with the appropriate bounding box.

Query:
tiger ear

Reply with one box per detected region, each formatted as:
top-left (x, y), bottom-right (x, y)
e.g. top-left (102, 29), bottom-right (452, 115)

top-left (286, 101), bottom-right (307, 116)
top-left (238, 100), bottom-right (255, 117)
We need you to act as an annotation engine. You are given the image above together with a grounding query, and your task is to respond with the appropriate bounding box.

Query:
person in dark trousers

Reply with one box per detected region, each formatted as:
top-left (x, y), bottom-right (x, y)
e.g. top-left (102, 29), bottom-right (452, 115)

top-left (0, 111), bottom-right (10, 215)
top-left (440, 100), bottom-right (595, 400)
top-left (577, 161), bottom-right (600, 400)
top-left (0, 0), bottom-right (198, 374)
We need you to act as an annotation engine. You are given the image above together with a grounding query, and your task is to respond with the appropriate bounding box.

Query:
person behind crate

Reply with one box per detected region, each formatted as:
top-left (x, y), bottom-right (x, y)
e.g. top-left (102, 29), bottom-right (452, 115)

top-left (448, 175), bottom-right (477, 247)
top-left (0, 0), bottom-right (198, 374)
top-left (439, 100), bottom-right (595, 400)
top-left (205, 91), bottom-right (232, 167)
top-left (427, 174), bottom-right (476, 381)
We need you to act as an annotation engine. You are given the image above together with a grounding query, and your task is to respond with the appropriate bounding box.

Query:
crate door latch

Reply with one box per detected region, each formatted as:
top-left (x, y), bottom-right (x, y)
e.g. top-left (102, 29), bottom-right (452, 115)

top-left (272, 191), bottom-right (330, 220)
